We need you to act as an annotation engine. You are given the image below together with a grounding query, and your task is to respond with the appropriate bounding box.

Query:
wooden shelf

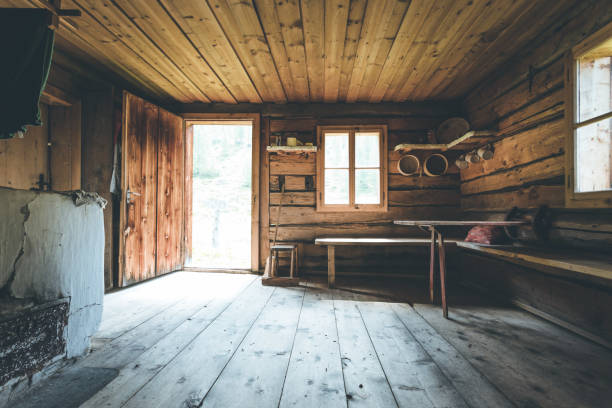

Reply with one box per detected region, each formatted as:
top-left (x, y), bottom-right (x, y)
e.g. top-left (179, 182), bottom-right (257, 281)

top-left (266, 146), bottom-right (317, 152)
top-left (394, 130), bottom-right (497, 152)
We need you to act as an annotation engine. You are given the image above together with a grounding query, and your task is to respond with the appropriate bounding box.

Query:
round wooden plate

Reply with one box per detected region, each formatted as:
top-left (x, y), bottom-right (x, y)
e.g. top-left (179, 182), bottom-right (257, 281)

top-left (436, 117), bottom-right (470, 144)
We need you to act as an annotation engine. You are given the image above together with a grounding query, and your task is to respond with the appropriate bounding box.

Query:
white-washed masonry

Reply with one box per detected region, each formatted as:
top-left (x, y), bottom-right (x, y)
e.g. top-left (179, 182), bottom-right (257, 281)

top-left (0, 187), bottom-right (104, 358)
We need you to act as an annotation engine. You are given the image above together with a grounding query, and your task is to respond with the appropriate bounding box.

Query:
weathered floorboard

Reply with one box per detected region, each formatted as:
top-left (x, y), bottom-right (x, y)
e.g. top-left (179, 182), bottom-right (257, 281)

top-left (201, 287), bottom-right (305, 407)
top-left (391, 303), bottom-right (513, 408)
top-left (332, 295), bottom-right (398, 407)
top-left (358, 301), bottom-right (468, 407)
top-left (279, 288), bottom-right (346, 407)
top-left (119, 280), bottom-right (275, 408)
top-left (80, 275), bottom-right (257, 408)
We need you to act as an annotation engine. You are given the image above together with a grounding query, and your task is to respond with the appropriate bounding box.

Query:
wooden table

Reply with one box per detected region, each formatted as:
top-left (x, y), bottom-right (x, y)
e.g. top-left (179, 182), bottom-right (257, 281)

top-left (393, 220), bottom-right (528, 318)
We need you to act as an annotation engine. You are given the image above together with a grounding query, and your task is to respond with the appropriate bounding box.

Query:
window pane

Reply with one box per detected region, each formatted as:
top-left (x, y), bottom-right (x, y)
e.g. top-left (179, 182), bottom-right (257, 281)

top-left (324, 169), bottom-right (349, 204)
top-left (575, 119), bottom-right (612, 193)
top-left (355, 169), bottom-right (380, 204)
top-left (355, 132), bottom-right (380, 167)
top-left (578, 57), bottom-right (612, 122)
top-left (324, 133), bottom-right (349, 168)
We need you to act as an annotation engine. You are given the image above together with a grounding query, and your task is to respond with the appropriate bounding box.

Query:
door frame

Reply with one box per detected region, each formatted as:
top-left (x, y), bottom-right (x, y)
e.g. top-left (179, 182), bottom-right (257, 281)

top-left (183, 113), bottom-right (261, 272)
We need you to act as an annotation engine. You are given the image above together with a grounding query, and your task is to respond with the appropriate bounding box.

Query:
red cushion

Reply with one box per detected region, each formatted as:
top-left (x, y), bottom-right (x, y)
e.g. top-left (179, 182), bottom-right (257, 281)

top-left (464, 225), bottom-right (506, 245)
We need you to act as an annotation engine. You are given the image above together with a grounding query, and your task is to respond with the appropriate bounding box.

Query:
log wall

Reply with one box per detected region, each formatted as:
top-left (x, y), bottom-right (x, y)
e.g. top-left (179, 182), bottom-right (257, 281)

top-left (259, 104), bottom-right (463, 276)
top-left (462, 1), bottom-right (612, 213)
top-left (460, 1), bottom-right (612, 249)
top-left (456, 3), bottom-right (612, 344)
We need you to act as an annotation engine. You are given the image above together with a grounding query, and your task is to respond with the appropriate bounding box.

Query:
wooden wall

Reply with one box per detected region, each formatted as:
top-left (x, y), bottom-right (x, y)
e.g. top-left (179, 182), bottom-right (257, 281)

top-left (459, 1), bottom-right (612, 249)
top-left (462, 2), bottom-right (612, 213)
top-left (0, 104), bottom-right (48, 190)
top-left (49, 103), bottom-right (82, 191)
top-left (456, 2), bottom-right (612, 344)
top-left (0, 51), bottom-right (105, 192)
top-left (257, 104), bottom-right (463, 276)
top-left (82, 88), bottom-right (116, 290)
top-left (0, 48), bottom-right (126, 291)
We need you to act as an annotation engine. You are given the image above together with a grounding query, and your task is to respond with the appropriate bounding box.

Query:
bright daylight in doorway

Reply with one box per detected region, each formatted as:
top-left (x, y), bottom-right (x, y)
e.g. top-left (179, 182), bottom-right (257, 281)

top-left (189, 124), bottom-right (252, 269)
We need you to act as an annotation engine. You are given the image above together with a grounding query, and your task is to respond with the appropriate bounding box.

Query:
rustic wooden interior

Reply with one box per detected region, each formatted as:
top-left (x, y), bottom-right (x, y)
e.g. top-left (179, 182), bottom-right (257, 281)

top-left (2, 1), bottom-right (612, 407)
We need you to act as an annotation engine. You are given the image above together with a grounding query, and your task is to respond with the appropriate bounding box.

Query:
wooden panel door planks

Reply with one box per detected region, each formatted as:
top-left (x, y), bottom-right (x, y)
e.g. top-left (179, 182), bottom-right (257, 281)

top-left (156, 108), bottom-right (185, 276)
top-left (119, 92), bottom-right (159, 286)
top-left (120, 92), bottom-right (186, 286)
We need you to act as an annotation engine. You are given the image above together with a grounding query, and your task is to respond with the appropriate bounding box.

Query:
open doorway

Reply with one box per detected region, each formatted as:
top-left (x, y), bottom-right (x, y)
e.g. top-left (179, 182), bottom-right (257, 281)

top-left (185, 117), bottom-right (259, 271)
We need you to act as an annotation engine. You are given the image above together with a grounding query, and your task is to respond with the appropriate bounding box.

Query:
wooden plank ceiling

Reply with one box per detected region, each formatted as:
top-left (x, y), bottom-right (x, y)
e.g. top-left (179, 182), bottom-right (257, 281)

top-left (2, 0), bottom-right (579, 104)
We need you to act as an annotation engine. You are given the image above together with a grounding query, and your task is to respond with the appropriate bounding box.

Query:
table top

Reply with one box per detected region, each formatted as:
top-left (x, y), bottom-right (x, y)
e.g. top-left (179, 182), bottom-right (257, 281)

top-left (394, 220), bottom-right (529, 227)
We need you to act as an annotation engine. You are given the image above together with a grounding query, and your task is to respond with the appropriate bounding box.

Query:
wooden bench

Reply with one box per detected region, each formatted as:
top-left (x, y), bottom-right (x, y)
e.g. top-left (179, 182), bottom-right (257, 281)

top-left (456, 241), bottom-right (612, 283)
top-left (314, 237), bottom-right (459, 290)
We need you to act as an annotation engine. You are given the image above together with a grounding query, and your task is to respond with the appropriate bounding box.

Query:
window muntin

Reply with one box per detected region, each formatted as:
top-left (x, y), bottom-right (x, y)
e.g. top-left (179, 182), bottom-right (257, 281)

top-left (317, 126), bottom-right (387, 211)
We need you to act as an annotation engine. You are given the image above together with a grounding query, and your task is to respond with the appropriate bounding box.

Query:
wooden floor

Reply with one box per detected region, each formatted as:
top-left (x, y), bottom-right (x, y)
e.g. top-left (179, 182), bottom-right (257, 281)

top-left (13, 272), bottom-right (612, 407)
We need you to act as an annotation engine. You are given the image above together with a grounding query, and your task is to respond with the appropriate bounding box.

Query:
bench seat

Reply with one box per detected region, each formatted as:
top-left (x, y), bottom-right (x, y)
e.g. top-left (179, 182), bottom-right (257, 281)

top-left (456, 242), bottom-right (612, 282)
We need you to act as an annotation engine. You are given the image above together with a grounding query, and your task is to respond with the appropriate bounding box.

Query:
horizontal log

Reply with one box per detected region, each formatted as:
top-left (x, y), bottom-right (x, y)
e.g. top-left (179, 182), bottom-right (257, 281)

top-left (270, 189), bottom-right (460, 210)
top-left (270, 175), bottom-right (313, 191)
top-left (549, 229), bottom-right (612, 252)
top-left (269, 117), bottom-right (445, 133)
top-left (461, 185), bottom-right (564, 211)
top-left (271, 225), bottom-right (405, 241)
top-left (461, 118), bottom-right (565, 182)
top-left (269, 152), bottom-right (316, 175)
top-left (389, 189), bottom-right (460, 207)
top-left (496, 93), bottom-right (564, 138)
top-left (269, 205), bottom-right (460, 226)
top-left (464, 1), bottom-right (612, 114)
top-left (270, 191), bottom-right (315, 206)
top-left (467, 58), bottom-right (564, 129)
top-left (461, 155), bottom-right (564, 196)
top-left (389, 174), bottom-right (459, 190)
top-left (552, 212), bottom-right (612, 234)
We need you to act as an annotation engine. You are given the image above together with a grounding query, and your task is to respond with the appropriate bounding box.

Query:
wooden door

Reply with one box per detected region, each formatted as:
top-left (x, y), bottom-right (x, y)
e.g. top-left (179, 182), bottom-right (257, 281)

top-left (119, 92), bottom-right (186, 286)
top-left (156, 108), bottom-right (184, 275)
top-left (119, 92), bottom-right (159, 286)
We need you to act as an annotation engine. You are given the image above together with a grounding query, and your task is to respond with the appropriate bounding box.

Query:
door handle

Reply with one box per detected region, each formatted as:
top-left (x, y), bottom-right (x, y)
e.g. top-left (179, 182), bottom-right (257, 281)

top-left (126, 189), bottom-right (141, 204)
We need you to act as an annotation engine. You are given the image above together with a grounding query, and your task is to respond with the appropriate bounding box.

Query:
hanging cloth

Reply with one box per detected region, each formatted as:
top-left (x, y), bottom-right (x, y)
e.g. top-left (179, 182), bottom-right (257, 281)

top-left (0, 9), bottom-right (55, 139)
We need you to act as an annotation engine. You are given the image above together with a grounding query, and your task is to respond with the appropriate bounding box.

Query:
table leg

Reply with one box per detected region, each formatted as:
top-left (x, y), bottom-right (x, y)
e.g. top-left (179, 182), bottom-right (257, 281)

top-left (437, 232), bottom-right (448, 319)
top-left (328, 245), bottom-right (336, 288)
top-left (429, 228), bottom-right (437, 304)
top-left (290, 248), bottom-right (295, 278)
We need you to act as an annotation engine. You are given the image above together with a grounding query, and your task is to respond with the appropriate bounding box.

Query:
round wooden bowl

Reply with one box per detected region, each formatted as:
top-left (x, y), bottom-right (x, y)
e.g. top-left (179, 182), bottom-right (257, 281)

top-left (424, 153), bottom-right (448, 177)
top-left (397, 154), bottom-right (420, 176)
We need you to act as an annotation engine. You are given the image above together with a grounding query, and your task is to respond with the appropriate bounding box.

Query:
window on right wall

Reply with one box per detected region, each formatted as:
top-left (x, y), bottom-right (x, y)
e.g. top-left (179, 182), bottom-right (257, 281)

top-left (567, 23), bottom-right (612, 207)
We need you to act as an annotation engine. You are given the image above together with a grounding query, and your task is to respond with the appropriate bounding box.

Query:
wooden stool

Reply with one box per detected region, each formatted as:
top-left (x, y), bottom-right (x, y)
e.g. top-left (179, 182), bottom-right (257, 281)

top-left (269, 244), bottom-right (299, 278)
